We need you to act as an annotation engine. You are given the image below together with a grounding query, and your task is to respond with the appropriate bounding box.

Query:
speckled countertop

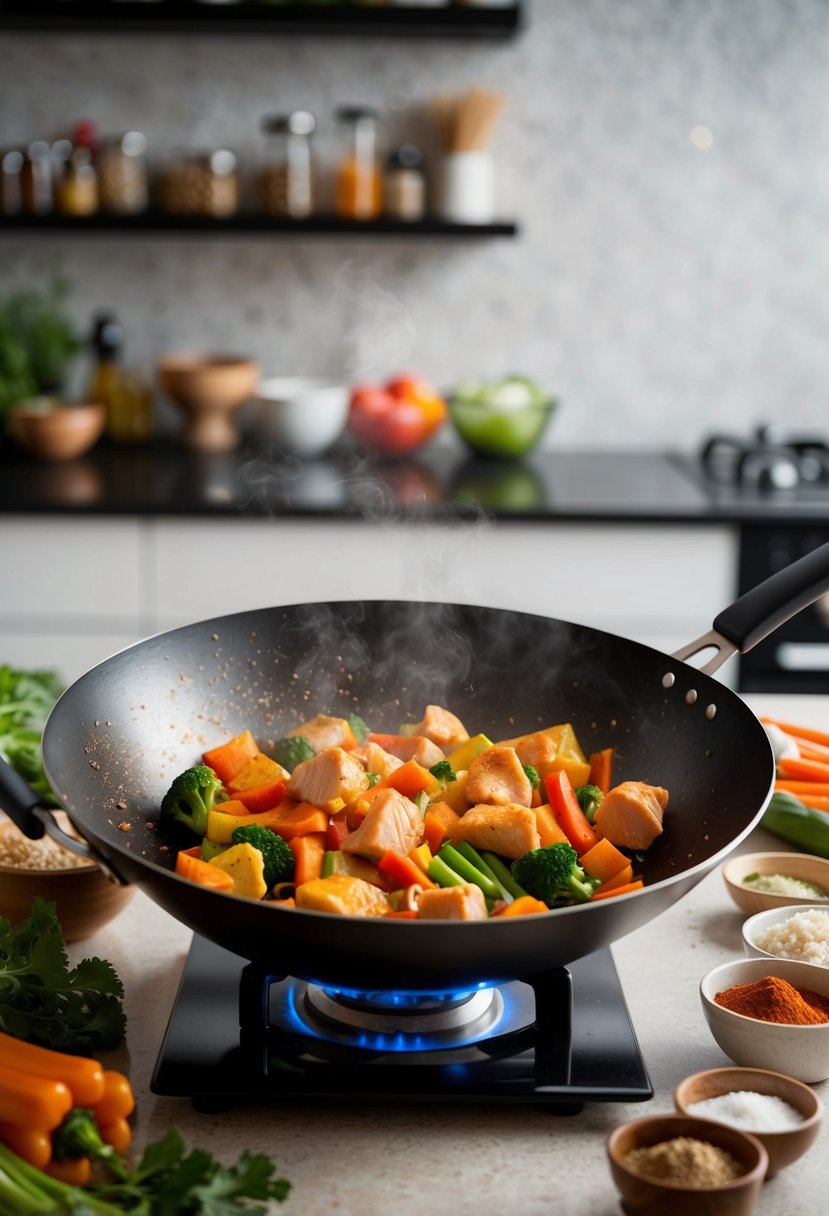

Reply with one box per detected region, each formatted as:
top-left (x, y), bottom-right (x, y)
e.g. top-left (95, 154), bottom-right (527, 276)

top-left (58, 693), bottom-right (829, 1216)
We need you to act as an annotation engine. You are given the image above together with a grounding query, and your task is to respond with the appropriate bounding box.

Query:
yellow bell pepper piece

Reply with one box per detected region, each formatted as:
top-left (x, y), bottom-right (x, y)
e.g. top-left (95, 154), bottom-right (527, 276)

top-left (446, 733), bottom-right (493, 773)
top-left (208, 842), bottom-right (268, 900)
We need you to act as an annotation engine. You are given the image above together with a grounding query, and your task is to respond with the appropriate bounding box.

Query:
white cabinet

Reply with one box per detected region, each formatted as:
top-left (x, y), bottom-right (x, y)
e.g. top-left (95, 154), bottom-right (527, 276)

top-left (0, 516), bottom-right (740, 684)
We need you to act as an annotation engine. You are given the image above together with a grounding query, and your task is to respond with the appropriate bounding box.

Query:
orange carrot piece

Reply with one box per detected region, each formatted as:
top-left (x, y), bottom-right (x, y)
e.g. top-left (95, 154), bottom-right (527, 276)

top-left (545, 769), bottom-right (599, 854)
top-left (778, 756), bottom-right (829, 782)
top-left (202, 730), bottom-right (260, 784)
top-left (45, 1157), bottom-right (92, 1186)
top-left (498, 895), bottom-right (549, 917)
top-left (0, 1123), bottom-right (51, 1169)
top-left (592, 863), bottom-right (633, 894)
top-left (378, 849), bottom-right (436, 890)
top-left (98, 1117), bottom-right (132, 1153)
top-left (90, 1070), bottom-right (135, 1123)
top-left (424, 812), bottom-right (448, 852)
top-left (385, 910), bottom-right (419, 919)
top-left (774, 780), bottom-right (829, 794)
top-left (0, 1065), bottom-right (72, 1131)
top-left (580, 837), bottom-right (630, 885)
top-left (588, 748), bottom-right (614, 795)
top-left (761, 717), bottom-right (829, 749)
top-left (591, 878), bottom-right (643, 901)
top-left (0, 1029), bottom-right (105, 1107)
top-left (175, 850), bottom-right (234, 892)
top-left (228, 780), bottom-right (286, 814)
top-left (268, 803), bottom-right (329, 840)
top-left (289, 832), bottom-right (326, 885)
top-left (535, 803), bottom-right (570, 847)
top-left (793, 795), bottom-right (829, 811)
top-left (375, 758), bottom-right (436, 800)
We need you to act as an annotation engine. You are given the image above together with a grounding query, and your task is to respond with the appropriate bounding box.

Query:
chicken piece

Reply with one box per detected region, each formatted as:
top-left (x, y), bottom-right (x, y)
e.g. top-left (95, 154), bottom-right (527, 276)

top-left (409, 704), bottom-right (469, 753)
top-left (341, 787), bottom-right (424, 861)
top-left (594, 781), bottom-right (669, 851)
top-left (417, 883), bottom-right (488, 921)
top-left (453, 803), bottom-right (540, 860)
top-left (355, 741), bottom-right (403, 782)
top-left (466, 745), bottom-right (532, 808)
top-left (286, 746), bottom-right (369, 809)
top-left (513, 732), bottom-right (558, 778)
top-left (287, 713), bottom-right (358, 752)
top-left (369, 733), bottom-right (445, 768)
top-left (295, 874), bottom-right (390, 917)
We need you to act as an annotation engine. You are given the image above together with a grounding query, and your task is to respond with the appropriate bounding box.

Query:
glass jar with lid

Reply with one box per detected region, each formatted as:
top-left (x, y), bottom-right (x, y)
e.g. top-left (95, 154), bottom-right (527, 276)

top-left (383, 144), bottom-right (426, 221)
top-left (259, 111), bottom-right (315, 218)
top-left (335, 106), bottom-right (383, 220)
top-left (98, 131), bottom-right (149, 215)
top-left (156, 149), bottom-right (239, 217)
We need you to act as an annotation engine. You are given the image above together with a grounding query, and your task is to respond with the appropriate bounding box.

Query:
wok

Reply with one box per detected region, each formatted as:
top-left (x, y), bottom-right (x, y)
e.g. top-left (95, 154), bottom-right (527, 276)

top-left (2, 543), bottom-right (829, 994)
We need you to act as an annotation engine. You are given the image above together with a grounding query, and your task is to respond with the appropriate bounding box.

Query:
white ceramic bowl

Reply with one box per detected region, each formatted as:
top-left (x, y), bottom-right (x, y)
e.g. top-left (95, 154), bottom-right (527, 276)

top-left (742, 903), bottom-right (829, 965)
top-left (722, 851), bottom-right (829, 917)
top-left (700, 957), bottom-right (829, 1082)
top-left (254, 376), bottom-right (349, 456)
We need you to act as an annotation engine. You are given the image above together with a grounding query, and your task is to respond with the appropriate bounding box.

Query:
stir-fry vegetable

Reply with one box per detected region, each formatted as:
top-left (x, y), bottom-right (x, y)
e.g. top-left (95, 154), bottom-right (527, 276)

top-left (162, 706), bottom-right (669, 919)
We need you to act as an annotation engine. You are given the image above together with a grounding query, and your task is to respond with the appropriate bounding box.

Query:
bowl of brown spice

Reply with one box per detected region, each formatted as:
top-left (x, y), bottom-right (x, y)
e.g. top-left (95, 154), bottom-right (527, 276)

top-left (607, 1113), bottom-right (767, 1215)
top-left (700, 958), bottom-right (829, 1083)
top-left (0, 815), bottom-right (134, 942)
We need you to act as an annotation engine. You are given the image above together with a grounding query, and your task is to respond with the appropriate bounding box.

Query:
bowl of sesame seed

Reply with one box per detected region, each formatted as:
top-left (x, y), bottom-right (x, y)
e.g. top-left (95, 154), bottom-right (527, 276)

top-left (0, 815), bottom-right (134, 941)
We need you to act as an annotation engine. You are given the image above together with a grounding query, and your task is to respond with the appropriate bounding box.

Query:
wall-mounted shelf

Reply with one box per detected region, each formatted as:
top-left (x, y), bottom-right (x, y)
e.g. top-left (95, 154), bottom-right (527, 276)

top-left (0, 2), bottom-right (522, 38)
top-left (0, 212), bottom-right (518, 238)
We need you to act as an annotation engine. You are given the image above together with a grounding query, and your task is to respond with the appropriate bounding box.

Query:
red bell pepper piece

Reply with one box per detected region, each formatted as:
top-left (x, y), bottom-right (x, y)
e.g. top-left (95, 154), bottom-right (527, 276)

top-left (545, 769), bottom-right (599, 854)
top-left (378, 849), bottom-right (436, 890)
top-left (326, 809), bottom-right (350, 851)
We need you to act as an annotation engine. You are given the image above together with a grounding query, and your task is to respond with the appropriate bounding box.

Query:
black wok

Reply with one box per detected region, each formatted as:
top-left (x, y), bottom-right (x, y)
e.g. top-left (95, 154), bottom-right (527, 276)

top-left (3, 543), bottom-right (829, 994)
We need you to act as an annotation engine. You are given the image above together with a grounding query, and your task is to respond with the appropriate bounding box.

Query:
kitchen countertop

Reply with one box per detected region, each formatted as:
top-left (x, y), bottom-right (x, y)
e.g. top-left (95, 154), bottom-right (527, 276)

top-left (2, 439), bottom-right (829, 524)
top-left (62, 692), bottom-right (829, 1216)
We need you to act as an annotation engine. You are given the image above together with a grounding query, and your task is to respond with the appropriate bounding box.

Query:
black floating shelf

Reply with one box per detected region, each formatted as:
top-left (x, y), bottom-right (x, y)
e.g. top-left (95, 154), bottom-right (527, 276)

top-left (0, 212), bottom-right (519, 238)
top-left (0, 2), bottom-right (523, 38)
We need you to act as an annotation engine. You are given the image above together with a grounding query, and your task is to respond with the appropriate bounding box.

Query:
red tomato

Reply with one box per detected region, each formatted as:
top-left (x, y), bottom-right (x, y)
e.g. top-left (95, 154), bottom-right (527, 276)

top-left (348, 375), bottom-right (447, 455)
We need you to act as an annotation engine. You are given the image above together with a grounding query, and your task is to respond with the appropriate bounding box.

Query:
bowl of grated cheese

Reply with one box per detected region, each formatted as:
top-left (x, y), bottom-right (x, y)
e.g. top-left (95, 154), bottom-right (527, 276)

top-left (0, 815), bottom-right (134, 941)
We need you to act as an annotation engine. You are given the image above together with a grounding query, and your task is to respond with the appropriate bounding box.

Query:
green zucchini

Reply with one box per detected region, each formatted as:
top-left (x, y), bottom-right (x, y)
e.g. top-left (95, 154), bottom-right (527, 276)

top-left (761, 791), bottom-right (829, 858)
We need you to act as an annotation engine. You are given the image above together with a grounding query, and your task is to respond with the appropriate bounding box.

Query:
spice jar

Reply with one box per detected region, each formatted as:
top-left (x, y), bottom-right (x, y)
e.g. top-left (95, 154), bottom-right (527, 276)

top-left (259, 111), bottom-right (315, 218)
top-left (98, 132), bottom-right (149, 215)
top-left (156, 149), bottom-right (239, 218)
top-left (383, 144), bottom-right (425, 221)
top-left (335, 106), bottom-right (382, 220)
top-left (57, 146), bottom-right (99, 216)
top-left (0, 149), bottom-right (24, 215)
top-left (20, 141), bottom-right (54, 214)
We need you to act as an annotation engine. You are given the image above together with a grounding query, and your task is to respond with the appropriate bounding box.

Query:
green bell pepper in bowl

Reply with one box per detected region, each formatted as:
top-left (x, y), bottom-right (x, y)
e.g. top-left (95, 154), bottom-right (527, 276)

top-left (447, 375), bottom-right (557, 458)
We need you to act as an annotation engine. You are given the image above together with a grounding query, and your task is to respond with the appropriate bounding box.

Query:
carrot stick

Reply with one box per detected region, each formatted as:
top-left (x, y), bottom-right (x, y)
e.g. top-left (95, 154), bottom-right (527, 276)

top-left (0, 1062), bottom-right (72, 1130)
top-left (591, 879), bottom-right (644, 901)
top-left (289, 832), bottom-right (326, 885)
top-left (498, 895), bottom-right (549, 917)
top-left (775, 780), bottom-right (829, 794)
top-left (378, 850), bottom-right (436, 890)
top-left (793, 795), bottom-right (829, 811)
top-left (587, 748), bottom-right (614, 795)
top-left (761, 717), bottom-right (829, 749)
top-left (778, 756), bottom-right (829, 782)
top-left (0, 1031), bottom-right (105, 1107)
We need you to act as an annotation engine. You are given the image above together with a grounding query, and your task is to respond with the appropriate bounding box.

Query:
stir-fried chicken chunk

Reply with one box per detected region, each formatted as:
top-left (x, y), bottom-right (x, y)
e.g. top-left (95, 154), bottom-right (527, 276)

top-left (466, 745), bottom-right (532, 807)
top-left (594, 781), bottom-right (668, 850)
top-left (409, 704), bottom-right (469, 753)
top-left (416, 883), bottom-right (488, 920)
top-left (453, 803), bottom-right (540, 860)
top-left (342, 787), bottom-right (424, 861)
top-left (286, 746), bottom-right (369, 808)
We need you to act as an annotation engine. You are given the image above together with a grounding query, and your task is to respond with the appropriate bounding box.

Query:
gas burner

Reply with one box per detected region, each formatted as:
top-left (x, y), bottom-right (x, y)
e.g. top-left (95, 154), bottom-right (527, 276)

top-left (700, 426), bottom-right (829, 492)
top-left (303, 983), bottom-right (502, 1044)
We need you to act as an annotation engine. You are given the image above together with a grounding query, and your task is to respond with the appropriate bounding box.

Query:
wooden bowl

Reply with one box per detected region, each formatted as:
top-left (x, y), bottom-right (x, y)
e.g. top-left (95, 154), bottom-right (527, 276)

top-left (722, 851), bottom-right (829, 916)
top-left (607, 1113), bottom-right (767, 1216)
top-left (7, 401), bottom-right (105, 461)
top-left (158, 353), bottom-right (259, 451)
top-left (0, 818), bottom-right (134, 942)
top-left (675, 1066), bottom-right (823, 1178)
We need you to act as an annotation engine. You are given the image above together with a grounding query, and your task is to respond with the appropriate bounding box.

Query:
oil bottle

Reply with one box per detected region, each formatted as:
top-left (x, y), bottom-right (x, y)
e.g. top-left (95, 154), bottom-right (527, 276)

top-left (87, 312), bottom-right (152, 443)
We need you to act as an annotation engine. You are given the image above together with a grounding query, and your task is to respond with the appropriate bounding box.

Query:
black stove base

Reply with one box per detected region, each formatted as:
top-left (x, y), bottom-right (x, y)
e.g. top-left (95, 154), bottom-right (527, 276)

top-left (152, 934), bottom-right (652, 1113)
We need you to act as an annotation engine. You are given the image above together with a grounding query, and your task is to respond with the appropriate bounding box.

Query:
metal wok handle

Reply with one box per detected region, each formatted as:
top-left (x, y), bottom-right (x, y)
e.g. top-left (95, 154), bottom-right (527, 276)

top-left (0, 754), bottom-right (128, 885)
top-left (673, 540), bottom-right (829, 676)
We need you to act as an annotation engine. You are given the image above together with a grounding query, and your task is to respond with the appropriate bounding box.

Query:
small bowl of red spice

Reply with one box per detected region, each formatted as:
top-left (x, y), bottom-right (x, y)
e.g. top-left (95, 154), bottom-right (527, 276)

top-left (700, 958), bottom-right (829, 1083)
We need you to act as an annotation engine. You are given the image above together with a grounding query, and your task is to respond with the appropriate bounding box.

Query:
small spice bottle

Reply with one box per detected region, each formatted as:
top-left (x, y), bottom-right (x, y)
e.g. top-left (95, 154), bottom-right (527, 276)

top-left (157, 149), bottom-right (239, 218)
top-left (57, 147), bottom-right (99, 216)
top-left (98, 131), bottom-right (149, 215)
top-left (259, 111), bottom-right (316, 218)
top-left (20, 141), bottom-right (54, 214)
top-left (0, 149), bottom-right (24, 215)
top-left (383, 144), bottom-right (425, 221)
top-left (336, 106), bottom-right (383, 220)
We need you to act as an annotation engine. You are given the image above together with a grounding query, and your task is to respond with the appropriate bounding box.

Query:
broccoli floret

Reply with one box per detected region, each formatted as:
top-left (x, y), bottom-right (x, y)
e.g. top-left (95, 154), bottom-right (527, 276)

top-left (52, 1107), bottom-right (128, 1180)
top-left (231, 824), bottom-right (294, 889)
top-left (273, 734), bottom-right (315, 772)
top-left (575, 783), bottom-right (603, 824)
top-left (160, 764), bottom-right (224, 837)
top-left (348, 713), bottom-right (369, 745)
top-left (429, 759), bottom-right (456, 784)
top-left (366, 771), bottom-right (380, 788)
top-left (511, 842), bottom-right (600, 907)
top-left (522, 763), bottom-right (539, 788)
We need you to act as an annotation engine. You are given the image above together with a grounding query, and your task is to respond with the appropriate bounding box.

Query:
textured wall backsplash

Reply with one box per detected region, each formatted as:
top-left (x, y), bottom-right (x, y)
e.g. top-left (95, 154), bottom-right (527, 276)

top-left (3, 0), bottom-right (829, 451)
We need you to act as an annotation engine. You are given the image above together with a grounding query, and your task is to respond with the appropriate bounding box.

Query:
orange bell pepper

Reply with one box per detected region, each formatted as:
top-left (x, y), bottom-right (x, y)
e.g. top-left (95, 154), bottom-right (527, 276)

top-left (587, 748), bottom-right (614, 795)
top-left (289, 832), bottom-right (327, 885)
top-left (378, 850), bottom-right (436, 890)
top-left (202, 730), bottom-right (260, 784)
top-left (175, 849), bottom-right (234, 892)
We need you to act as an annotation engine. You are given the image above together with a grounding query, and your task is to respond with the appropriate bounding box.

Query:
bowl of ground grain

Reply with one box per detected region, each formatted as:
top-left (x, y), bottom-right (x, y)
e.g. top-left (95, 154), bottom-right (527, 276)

top-left (722, 851), bottom-right (829, 917)
top-left (0, 816), bottom-right (134, 941)
top-left (700, 958), bottom-right (829, 1083)
top-left (742, 904), bottom-right (829, 965)
top-left (675, 1066), bottom-right (823, 1178)
top-left (607, 1113), bottom-right (767, 1215)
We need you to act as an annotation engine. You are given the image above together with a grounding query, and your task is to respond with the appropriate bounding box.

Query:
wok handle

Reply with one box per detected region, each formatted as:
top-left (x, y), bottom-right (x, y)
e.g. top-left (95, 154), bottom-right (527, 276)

top-left (673, 540), bottom-right (829, 675)
top-left (0, 754), bottom-right (129, 885)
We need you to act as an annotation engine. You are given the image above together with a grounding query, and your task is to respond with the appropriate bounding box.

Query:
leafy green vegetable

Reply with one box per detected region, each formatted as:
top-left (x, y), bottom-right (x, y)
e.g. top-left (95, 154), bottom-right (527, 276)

top-left (0, 284), bottom-right (81, 425)
top-left (521, 763), bottom-right (539, 788)
top-left (0, 663), bottom-right (63, 804)
top-left (0, 897), bottom-right (125, 1052)
top-left (0, 1125), bottom-right (290, 1215)
top-left (347, 713), bottom-right (368, 745)
top-left (429, 759), bottom-right (456, 784)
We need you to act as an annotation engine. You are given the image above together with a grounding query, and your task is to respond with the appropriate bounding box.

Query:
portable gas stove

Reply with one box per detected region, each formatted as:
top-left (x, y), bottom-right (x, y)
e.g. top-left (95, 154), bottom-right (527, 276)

top-left (152, 934), bottom-right (652, 1113)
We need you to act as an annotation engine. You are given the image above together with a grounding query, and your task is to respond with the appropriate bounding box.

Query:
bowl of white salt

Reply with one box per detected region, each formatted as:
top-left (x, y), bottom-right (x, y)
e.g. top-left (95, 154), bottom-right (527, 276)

top-left (675, 1066), bottom-right (823, 1177)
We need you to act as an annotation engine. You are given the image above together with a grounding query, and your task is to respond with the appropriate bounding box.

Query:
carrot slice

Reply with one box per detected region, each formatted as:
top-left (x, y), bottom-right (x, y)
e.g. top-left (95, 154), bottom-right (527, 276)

top-left (175, 850), bottom-right (234, 892)
top-left (592, 863), bottom-right (633, 894)
top-left (777, 756), bottom-right (829, 782)
top-left (289, 832), bottom-right (326, 885)
top-left (424, 811), bottom-right (448, 852)
top-left (792, 795), bottom-right (829, 811)
top-left (775, 780), bottom-right (829, 794)
top-left (587, 748), bottom-right (614, 795)
top-left (591, 878), bottom-right (643, 901)
top-left (580, 837), bottom-right (630, 886)
top-left (498, 895), bottom-right (549, 917)
top-left (378, 849), bottom-right (436, 890)
top-left (761, 717), bottom-right (829, 749)
top-left (202, 730), bottom-right (260, 784)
